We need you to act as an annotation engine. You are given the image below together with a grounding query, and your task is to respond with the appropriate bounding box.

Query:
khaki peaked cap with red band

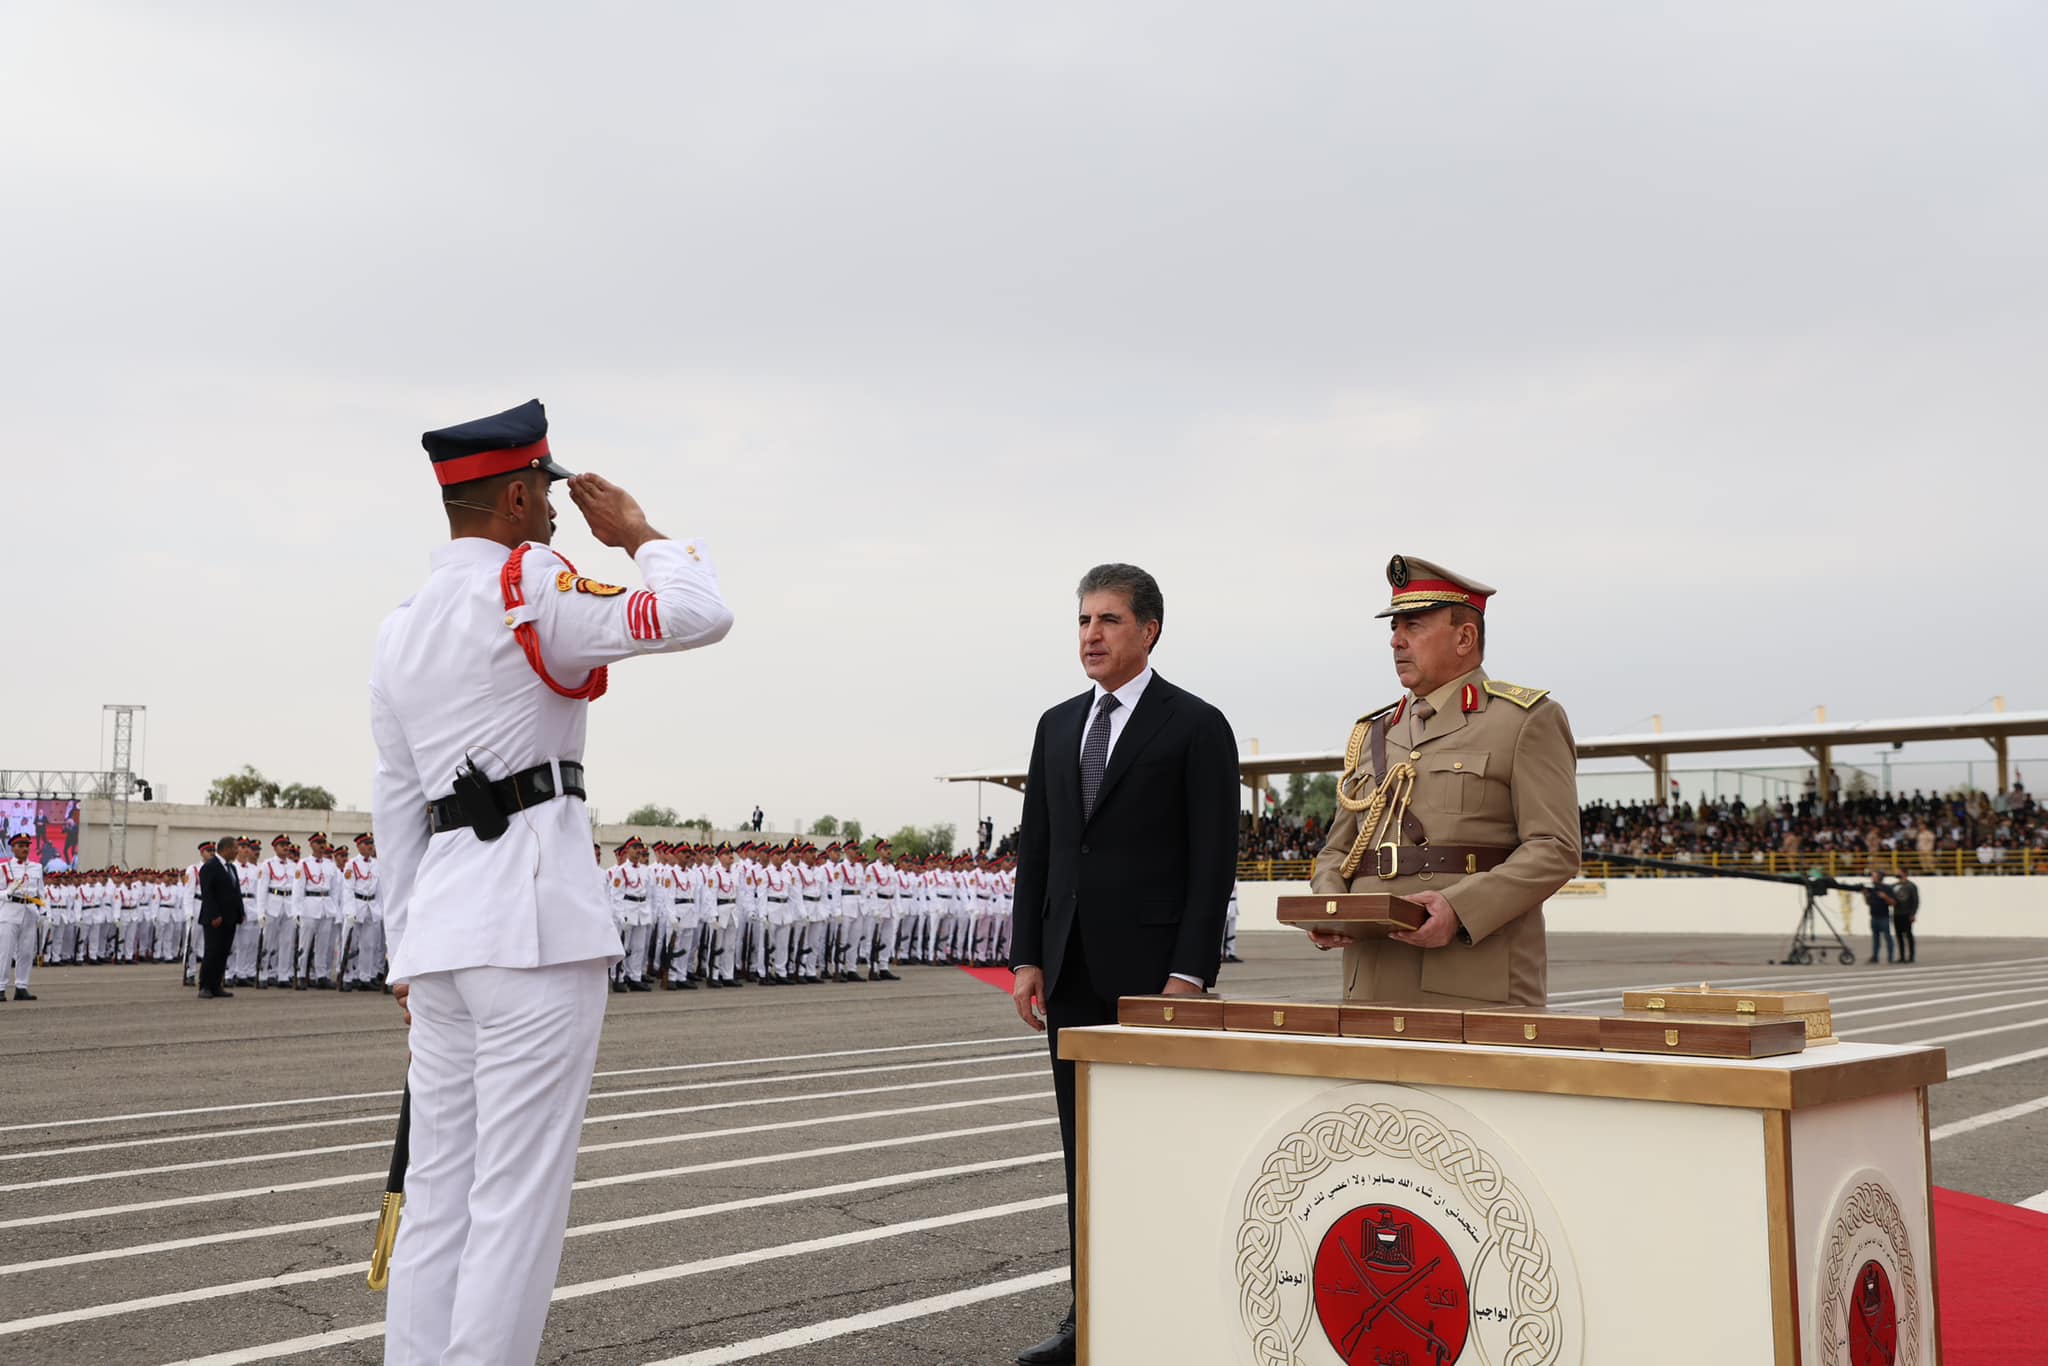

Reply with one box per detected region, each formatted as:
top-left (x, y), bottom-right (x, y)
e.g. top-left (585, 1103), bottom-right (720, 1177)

top-left (423, 398), bottom-right (577, 487)
top-left (1375, 554), bottom-right (1498, 618)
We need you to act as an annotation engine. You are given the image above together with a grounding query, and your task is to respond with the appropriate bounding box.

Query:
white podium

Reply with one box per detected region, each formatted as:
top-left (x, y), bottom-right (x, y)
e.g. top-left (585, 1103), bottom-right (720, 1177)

top-left (1061, 1025), bottom-right (1946, 1366)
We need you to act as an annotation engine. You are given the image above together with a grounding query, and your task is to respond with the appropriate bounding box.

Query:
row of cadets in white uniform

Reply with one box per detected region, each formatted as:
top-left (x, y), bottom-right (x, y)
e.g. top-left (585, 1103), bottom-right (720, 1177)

top-left (26, 870), bottom-right (187, 970)
top-left (176, 836), bottom-right (385, 990)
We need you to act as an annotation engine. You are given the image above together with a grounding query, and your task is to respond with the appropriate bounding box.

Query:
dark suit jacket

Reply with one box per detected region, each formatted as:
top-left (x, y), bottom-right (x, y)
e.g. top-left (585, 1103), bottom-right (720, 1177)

top-left (1009, 672), bottom-right (1240, 1001)
top-left (198, 858), bottom-right (245, 928)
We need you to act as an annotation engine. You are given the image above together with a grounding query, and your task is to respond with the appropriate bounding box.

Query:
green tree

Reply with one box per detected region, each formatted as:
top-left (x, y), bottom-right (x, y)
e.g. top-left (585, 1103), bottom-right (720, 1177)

top-left (277, 783), bottom-right (338, 811)
top-left (811, 815), bottom-right (840, 836)
top-left (681, 815), bottom-right (713, 835)
top-left (886, 825), bottom-right (930, 858)
top-left (1299, 774), bottom-right (1337, 826)
top-left (625, 804), bottom-right (682, 826)
top-left (925, 822), bottom-right (957, 856)
top-left (842, 819), bottom-right (863, 845)
top-left (208, 766), bottom-right (280, 808)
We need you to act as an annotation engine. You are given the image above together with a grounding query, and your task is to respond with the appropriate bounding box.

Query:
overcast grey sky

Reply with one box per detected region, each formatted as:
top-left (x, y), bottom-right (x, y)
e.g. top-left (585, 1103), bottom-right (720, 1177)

top-left (5, 1), bottom-right (2044, 838)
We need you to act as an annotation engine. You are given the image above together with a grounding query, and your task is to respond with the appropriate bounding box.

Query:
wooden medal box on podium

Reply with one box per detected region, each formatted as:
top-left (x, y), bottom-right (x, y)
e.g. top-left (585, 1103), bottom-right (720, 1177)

top-left (1070, 990), bottom-right (1946, 1366)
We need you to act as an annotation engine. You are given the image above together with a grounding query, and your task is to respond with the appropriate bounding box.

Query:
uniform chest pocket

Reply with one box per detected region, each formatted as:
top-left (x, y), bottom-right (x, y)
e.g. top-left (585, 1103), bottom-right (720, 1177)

top-left (1421, 752), bottom-right (1490, 814)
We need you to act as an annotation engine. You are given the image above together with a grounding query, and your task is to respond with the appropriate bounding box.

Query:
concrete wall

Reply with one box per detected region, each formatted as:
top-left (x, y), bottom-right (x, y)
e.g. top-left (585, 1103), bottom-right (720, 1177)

top-left (72, 798), bottom-right (811, 869)
top-left (1236, 876), bottom-right (2048, 939)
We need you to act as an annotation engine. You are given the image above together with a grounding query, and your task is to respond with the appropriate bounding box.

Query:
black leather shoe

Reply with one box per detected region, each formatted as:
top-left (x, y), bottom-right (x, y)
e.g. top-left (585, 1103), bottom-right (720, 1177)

top-left (677, 978), bottom-right (698, 989)
top-left (196, 988), bottom-right (216, 999)
top-left (214, 989), bottom-right (235, 998)
top-left (626, 979), bottom-right (651, 992)
top-left (13, 990), bottom-right (36, 1001)
top-left (871, 969), bottom-right (900, 981)
top-left (1017, 1314), bottom-right (1076, 1365)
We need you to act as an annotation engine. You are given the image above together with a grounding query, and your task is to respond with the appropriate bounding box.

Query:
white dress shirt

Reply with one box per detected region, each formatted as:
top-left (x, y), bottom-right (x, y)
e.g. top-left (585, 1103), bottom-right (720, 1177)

top-left (1078, 666), bottom-right (1154, 766)
top-left (372, 535), bottom-right (733, 981)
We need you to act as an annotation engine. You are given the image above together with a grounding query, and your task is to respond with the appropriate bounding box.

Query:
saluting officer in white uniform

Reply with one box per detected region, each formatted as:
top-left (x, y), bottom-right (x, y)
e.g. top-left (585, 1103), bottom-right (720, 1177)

top-left (373, 399), bottom-right (732, 1366)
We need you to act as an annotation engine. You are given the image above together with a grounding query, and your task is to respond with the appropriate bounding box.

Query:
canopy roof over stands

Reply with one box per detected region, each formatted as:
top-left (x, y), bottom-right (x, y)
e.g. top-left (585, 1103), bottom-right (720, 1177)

top-left (942, 708), bottom-right (2048, 801)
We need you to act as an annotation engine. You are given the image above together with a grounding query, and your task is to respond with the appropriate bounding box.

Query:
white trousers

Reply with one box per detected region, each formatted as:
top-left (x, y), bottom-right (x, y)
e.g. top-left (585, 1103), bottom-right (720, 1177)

top-left (386, 958), bottom-right (608, 1366)
top-left (1, 912), bottom-right (35, 989)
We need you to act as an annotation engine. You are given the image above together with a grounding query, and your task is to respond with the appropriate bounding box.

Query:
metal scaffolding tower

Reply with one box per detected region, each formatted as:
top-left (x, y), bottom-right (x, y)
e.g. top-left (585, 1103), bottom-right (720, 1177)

top-left (104, 704), bottom-right (145, 866)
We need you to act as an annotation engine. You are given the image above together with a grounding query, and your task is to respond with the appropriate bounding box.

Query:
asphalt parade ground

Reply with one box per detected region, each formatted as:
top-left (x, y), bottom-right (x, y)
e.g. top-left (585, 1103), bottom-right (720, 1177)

top-left (4, 930), bottom-right (2047, 1365)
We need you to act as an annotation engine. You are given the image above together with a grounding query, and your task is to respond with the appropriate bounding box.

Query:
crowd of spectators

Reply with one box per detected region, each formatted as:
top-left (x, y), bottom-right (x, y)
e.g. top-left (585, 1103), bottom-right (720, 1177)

top-left (1582, 783), bottom-right (2046, 871)
top-left (1235, 784), bottom-right (2047, 873)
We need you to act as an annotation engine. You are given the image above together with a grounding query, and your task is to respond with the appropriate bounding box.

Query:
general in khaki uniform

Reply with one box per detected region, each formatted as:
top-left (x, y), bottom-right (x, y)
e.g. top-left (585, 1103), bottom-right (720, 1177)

top-left (1310, 556), bottom-right (1579, 1006)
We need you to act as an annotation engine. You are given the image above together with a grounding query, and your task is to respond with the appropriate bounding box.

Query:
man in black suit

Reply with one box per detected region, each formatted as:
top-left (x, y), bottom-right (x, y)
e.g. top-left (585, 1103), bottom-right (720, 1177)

top-left (196, 834), bottom-right (245, 999)
top-left (1008, 563), bottom-right (1240, 1365)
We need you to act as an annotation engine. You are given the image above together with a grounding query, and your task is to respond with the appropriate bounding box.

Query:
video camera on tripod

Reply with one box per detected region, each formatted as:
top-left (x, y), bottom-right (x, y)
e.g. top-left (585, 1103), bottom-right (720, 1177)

top-left (1586, 850), bottom-right (1868, 966)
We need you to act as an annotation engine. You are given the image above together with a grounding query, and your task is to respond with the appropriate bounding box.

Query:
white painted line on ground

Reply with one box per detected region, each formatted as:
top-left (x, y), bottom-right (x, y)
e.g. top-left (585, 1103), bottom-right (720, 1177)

top-left (2020, 1189), bottom-right (2048, 1213)
top-left (0, 1033), bottom-right (1029, 1136)
top-left (0, 1149), bottom-right (1061, 1333)
top-left (1834, 985), bottom-right (2048, 1021)
top-left (1, 1067), bottom-right (1043, 1193)
top-left (0, 1090), bottom-right (1051, 1231)
top-left (1911, 1016), bottom-right (2048, 1047)
top-left (646, 1268), bottom-right (1070, 1366)
top-left (1932, 1095), bottom-right (2048, 1142)
top-left (2, 1047), bottom-right (1042, 1165)
top-left (1545, 960), bottom-right (2048, 1009)
top-left (0, 1213), bottom-right (367, 1278)
top-left (1949, 1045), bottom-right (2048, 1080)
top-left (1843, 999), bottom-right (2048, 1035)
top-left (150, 1201), bottom-right (1067, 1366)
top-left (1544, 956), bottom-right (2048, 1005)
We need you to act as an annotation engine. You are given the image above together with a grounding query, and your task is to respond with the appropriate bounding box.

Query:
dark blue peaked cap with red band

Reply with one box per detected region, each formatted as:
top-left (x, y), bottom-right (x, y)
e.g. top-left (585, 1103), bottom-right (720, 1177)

top-left (422, 399), bottom-right (576, 487)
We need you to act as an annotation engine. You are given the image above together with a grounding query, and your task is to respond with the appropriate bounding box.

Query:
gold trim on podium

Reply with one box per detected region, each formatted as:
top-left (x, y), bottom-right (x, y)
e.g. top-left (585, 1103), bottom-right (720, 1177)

top-left (1763, 1111), bottom-right (1800, 1365)
top-left (1057, 1027), bottom-right (1946, 1112)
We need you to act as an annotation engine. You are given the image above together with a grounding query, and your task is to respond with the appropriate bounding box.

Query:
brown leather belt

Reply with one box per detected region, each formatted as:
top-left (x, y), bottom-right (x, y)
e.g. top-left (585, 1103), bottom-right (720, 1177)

top-left (1374, 844), bottom-right (1513, 879)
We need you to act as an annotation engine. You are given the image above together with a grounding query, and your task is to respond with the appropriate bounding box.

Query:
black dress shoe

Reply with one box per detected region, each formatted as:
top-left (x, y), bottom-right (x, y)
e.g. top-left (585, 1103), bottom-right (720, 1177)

top-left (13, 990), bottom-right (36, 1001)
top-left (1017, 1314), bottom-right (1076, 1365)
top-left (626, 979), bottom-right (651, 992)
top-left (196, 988), bottom-right (216, 999)
top-left (677, 978), bottom-right (699, 989)
top-left (871, 968), bottom-right (900, 981)
top-left (214, 988), bottom-right (235, 998)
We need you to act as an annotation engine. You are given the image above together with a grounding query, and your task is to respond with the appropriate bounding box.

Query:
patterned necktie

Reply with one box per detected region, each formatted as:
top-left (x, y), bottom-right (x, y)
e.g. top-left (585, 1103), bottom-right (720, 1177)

top-left (1081, 693), bottom-right (1122, 819)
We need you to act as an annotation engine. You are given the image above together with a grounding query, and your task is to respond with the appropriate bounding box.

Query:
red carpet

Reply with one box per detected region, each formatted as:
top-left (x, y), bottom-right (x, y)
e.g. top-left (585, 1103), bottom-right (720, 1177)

top-left (959, 965), bottom-right (1015, 992)
top-left (1935, 1186), bottom-right (2048, 1364)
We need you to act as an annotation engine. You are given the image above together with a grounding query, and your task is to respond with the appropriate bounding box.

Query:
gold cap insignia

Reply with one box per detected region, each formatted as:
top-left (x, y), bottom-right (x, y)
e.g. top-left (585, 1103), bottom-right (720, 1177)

top-left (1387, 554), bottom-right (1411, 589)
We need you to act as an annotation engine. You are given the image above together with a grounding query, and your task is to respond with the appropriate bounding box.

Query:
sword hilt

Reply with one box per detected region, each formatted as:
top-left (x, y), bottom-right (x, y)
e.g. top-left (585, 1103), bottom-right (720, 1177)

top-left (366, 1190), bottom-right (405, 1291)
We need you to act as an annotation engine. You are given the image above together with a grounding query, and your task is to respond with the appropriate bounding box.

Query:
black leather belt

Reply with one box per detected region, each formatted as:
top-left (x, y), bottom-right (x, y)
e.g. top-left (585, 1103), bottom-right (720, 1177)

top-left (621, 894), bottom-right (647, 902)
top-left (1373, 844), bottom-right (1514, 879)
top-left (767, 894), bottom-right (789, 902)
top-left (429, 761), bottom-right (586, 836)
top-left (354, 893), bottom-right (376, 901)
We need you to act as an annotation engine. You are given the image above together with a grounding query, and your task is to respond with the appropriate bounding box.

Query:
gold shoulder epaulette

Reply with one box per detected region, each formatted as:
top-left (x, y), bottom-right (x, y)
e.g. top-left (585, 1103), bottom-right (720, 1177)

top-left (1358, 698), bottom-right (1402, 725)
top-left (1483, 680), bottom-right (1550, 710)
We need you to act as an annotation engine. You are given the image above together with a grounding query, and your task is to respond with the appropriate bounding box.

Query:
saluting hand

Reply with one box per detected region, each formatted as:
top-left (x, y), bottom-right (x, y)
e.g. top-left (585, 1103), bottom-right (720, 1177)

top-left (567, 474), bottom-right (662, 556)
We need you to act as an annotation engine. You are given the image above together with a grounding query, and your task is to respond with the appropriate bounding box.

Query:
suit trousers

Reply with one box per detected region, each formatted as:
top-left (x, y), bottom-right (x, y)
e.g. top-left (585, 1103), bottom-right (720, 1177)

top-left (1044, 927), bottom-right (1121, 1288)
top-left (386, 958), bottom-right (608, 1366)
top-left (198, 918), bottom-right (234, 993)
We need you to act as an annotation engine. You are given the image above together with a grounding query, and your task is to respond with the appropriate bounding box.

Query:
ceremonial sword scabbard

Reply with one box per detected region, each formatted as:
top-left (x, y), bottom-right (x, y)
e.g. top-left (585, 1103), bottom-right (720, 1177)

top-left (366, 1190), bottom-right (405, 1291)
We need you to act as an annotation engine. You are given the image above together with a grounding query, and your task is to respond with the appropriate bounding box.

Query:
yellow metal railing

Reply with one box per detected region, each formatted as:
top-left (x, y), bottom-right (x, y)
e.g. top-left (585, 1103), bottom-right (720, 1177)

top-left (1237, 849), bottom-right (2043, 881)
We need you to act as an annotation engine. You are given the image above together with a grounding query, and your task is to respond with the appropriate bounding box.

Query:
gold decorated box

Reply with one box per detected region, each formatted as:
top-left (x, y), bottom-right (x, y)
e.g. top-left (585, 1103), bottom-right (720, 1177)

top-left (1620, 986), bottom-right (1835, 1046)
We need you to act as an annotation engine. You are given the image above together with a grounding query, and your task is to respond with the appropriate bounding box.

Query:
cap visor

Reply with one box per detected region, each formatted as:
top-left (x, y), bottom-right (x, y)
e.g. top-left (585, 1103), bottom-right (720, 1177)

top-left (536, 455), bottom-right (576, 481)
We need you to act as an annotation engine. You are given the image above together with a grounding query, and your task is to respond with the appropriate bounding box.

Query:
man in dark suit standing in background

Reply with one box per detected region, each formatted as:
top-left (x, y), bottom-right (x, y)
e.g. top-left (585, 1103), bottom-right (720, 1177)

top-left (196, 833), bottom-right (245, 999)
top-left (1007, 563), bottom-right (1240, 1365)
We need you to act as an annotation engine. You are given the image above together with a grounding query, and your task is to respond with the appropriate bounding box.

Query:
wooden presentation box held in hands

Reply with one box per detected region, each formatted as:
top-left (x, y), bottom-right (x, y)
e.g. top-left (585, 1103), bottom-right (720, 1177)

top-left (1273, 892), bottom-right (1427, 937)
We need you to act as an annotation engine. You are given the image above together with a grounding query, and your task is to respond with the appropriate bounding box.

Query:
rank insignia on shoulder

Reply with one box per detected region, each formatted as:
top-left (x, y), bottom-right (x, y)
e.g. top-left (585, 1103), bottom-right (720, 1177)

top-left (1483, 680), bottom-right (1550, 709)
top-left (1359, 698), bottom-right (1403, 724)
top-left (556, 571), bottom-right (627, 598)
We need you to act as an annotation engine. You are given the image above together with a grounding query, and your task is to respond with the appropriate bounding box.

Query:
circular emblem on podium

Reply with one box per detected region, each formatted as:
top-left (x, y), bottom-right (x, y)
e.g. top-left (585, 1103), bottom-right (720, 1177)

top-left (1228, 1082), bottom-right (1582, 1366)
top-left (1815, 1170), bottom-right (1920, 1366)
